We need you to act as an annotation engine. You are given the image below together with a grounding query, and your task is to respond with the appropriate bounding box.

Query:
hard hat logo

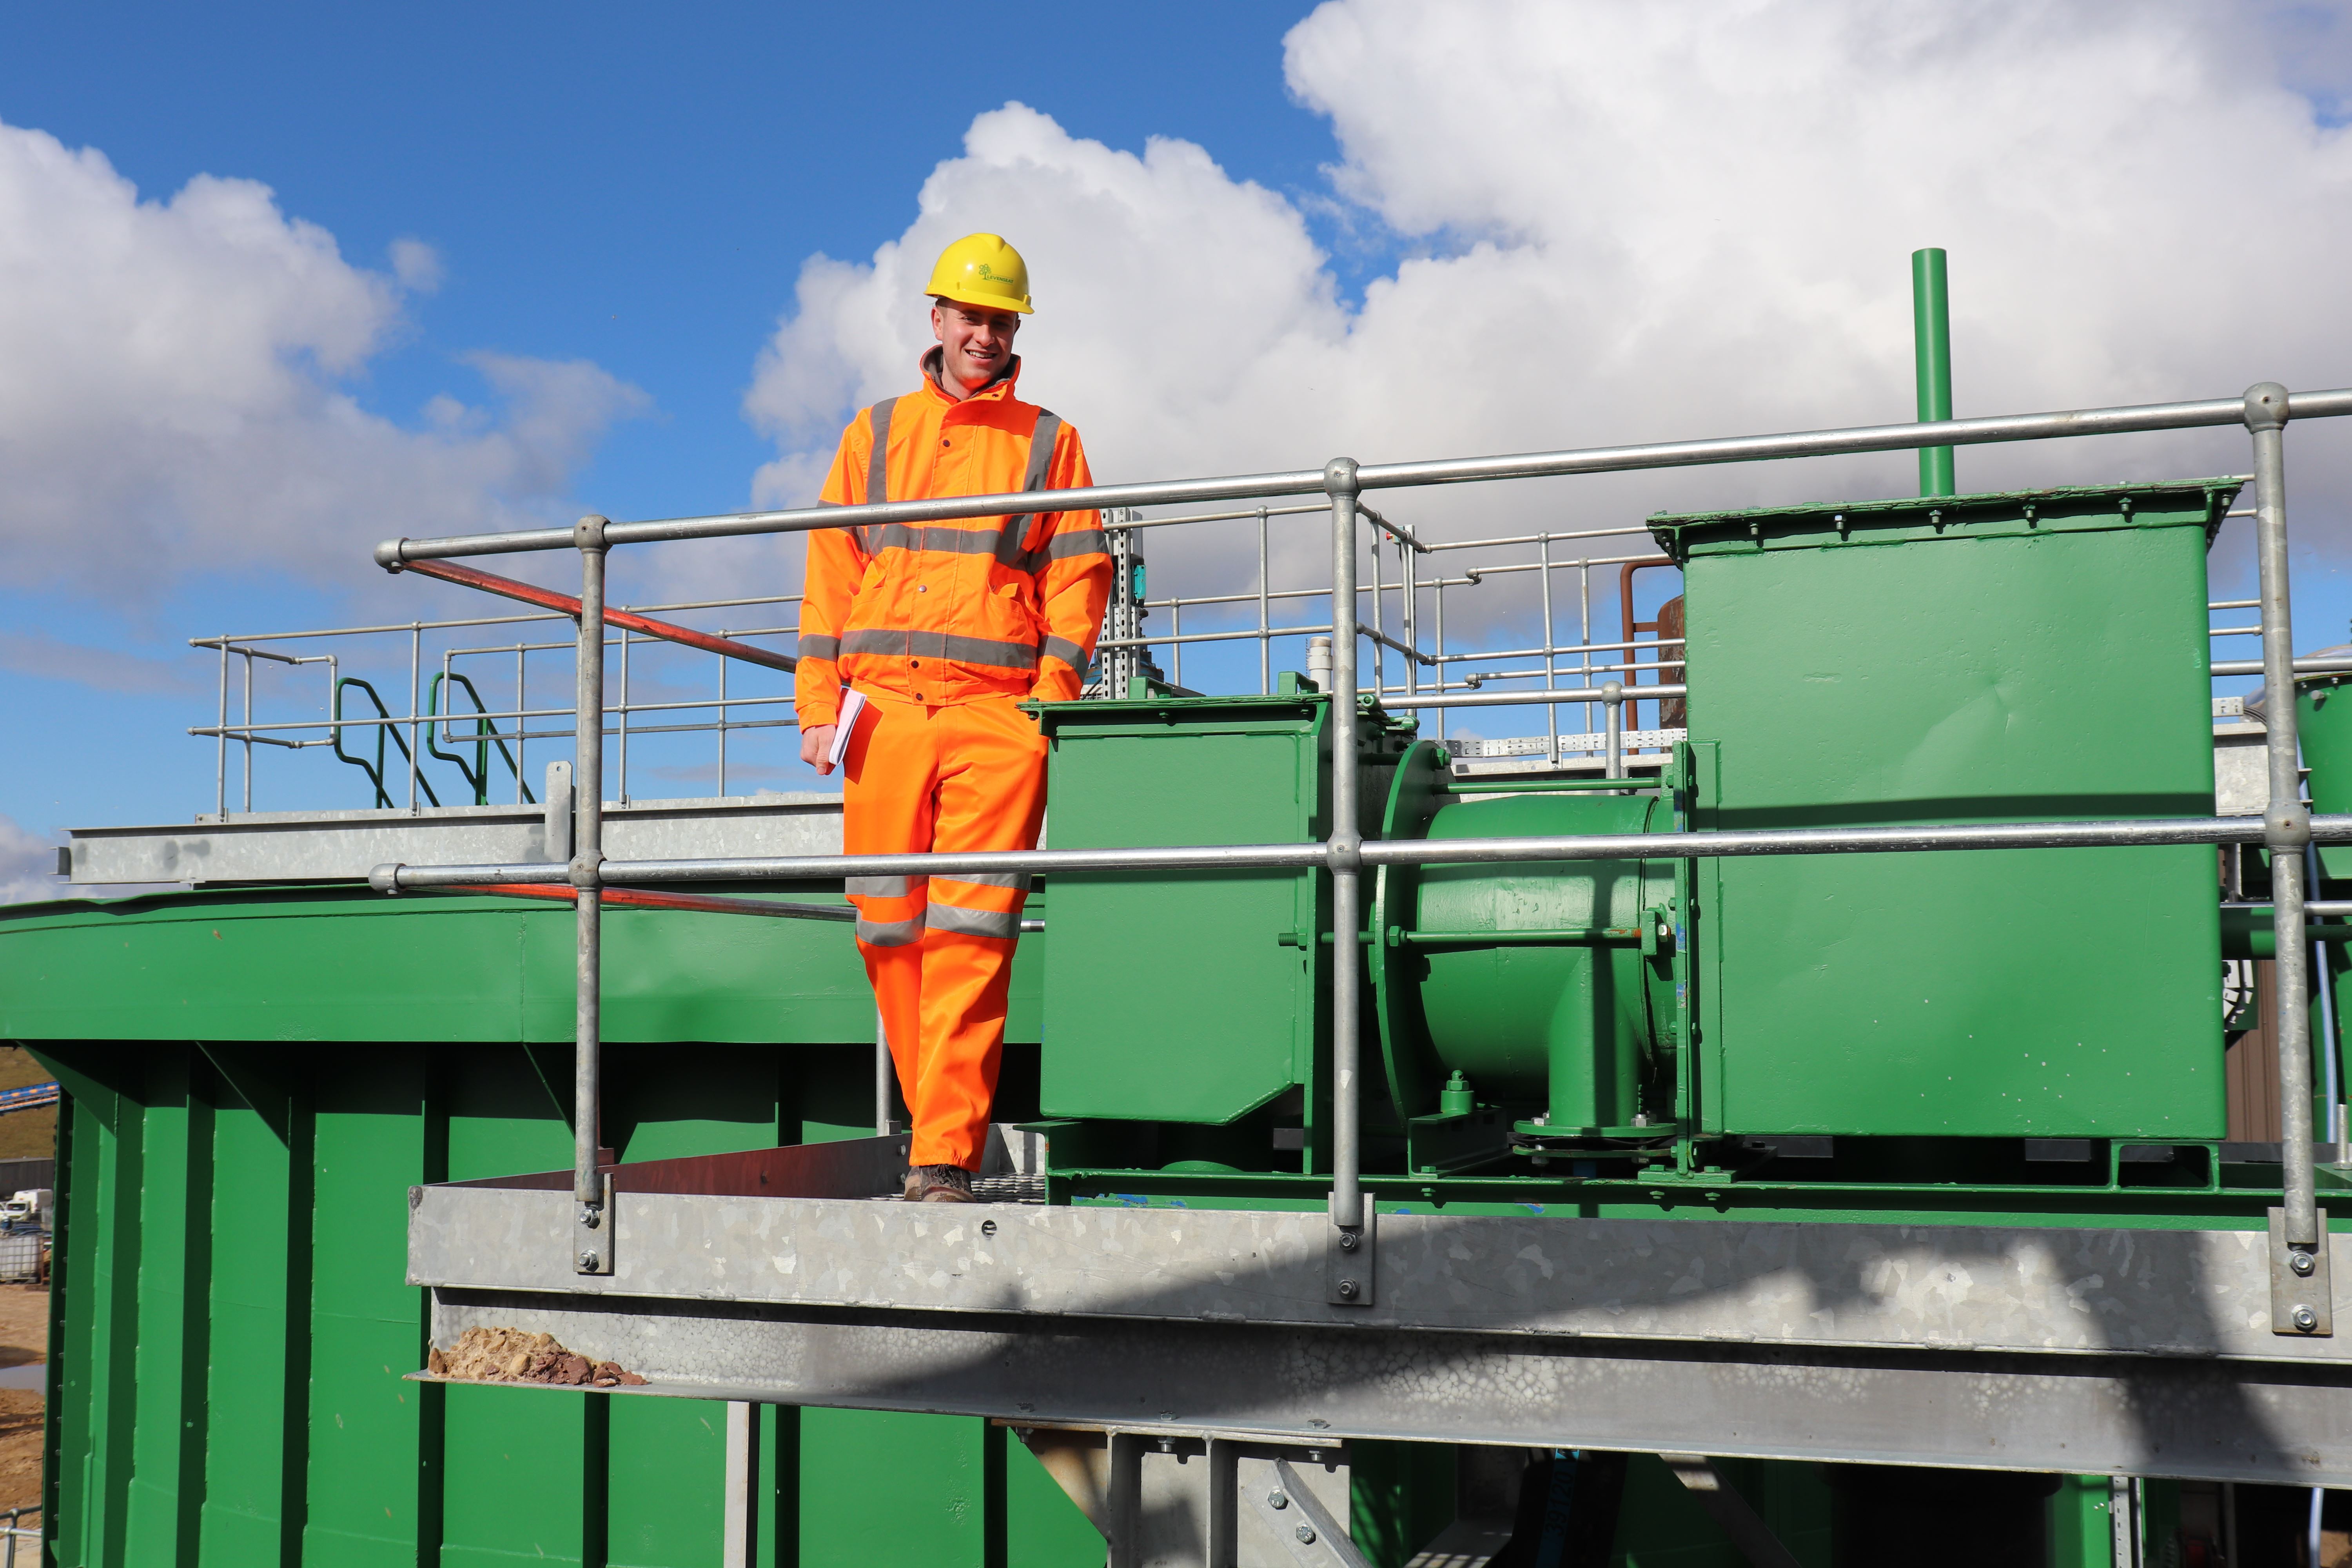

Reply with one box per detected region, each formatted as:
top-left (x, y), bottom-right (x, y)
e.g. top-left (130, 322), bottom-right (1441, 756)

top-left (927, 233), bottom-right (1035, 315)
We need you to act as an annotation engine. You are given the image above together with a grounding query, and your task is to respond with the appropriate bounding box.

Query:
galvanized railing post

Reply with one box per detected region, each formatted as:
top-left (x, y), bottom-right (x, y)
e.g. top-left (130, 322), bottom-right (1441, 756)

top-left (572, 517), bottom-right (613, 1275)
top-left (215, 636), bottom-right (230, 817)
top-left (1602, 680), bottom-right (1625, 780)
top-left (1539, 533), bottom-right (1559, 764)
top-left (241, 648), bottom-right (256, 812)
top-left (1323, 458), bottom-right (1372, 1305)
top-left (2311, 842), bottom-right (2344, 1147)
top-left (1257, 506), bottom-right (1271, 694)
top-left (408, 621), bottom-right (423, 811)
top-left (617, 622), bottom-right (632, 805)
top-left (2248, 383), bottom-right (2330, 1333)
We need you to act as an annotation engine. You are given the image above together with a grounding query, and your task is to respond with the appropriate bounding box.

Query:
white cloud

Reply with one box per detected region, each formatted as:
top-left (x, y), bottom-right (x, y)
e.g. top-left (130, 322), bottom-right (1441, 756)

top-left (0, 816), bottom-right (60, 907)
top-left (390, 236), bottom-right (444, 293)
top-left (745, 102), bottom-right (1345, 501)
top-left (0, 121), bottom-right (647, 600)
top-left (744, 2), bottom-right (2352, 618)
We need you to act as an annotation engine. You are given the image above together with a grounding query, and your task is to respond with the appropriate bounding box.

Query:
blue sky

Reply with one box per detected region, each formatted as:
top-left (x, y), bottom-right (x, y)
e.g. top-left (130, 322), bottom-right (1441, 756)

top-left (0, 2), bottom-right (1350, 523)
top-left (0, 0), bottom-right (1359, 840)
top-left (5, 0), bottom-right (2352, 891)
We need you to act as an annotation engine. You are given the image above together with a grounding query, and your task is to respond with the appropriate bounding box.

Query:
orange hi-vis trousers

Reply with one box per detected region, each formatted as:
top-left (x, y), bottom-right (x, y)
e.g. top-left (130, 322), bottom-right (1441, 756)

top-left (841, 690), bottom-right (1047, 1172)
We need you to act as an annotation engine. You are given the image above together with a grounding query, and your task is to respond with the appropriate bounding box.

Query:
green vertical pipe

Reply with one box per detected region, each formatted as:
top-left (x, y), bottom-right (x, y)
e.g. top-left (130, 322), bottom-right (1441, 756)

top-left (1913, 247), bottom-right (1956, 497)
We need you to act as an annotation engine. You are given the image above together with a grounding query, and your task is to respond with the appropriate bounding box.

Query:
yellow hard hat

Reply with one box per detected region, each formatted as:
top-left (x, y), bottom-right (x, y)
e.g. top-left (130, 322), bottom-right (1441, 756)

top-left (926, 233), bottom-right (1034, 315)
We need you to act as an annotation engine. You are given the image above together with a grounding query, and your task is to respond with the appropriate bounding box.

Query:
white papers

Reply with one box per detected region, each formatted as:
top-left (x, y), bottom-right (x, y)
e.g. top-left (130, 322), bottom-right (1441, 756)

top-left (827, 689), bottom-right (868, 768)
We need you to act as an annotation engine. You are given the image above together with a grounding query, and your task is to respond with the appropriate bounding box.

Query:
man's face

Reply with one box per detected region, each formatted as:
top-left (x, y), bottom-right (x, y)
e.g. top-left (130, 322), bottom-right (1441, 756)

top-left (931, 299), bottom-right (1022, 390)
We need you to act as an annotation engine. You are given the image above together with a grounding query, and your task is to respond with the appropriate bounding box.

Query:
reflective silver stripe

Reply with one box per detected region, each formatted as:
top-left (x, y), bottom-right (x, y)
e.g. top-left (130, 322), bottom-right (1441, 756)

top-left (1043, 528), bottom-right (1109, 561)
top-left (838, 628), bottom-right (1040, 670)
top-left (859, 400), bottom-right (895, 552)
top-left (846, 875), bottom-right (916, 898)
top-left (866, 402), bottom-right (893, 505)
top-left (924, 902), bottom-right (1023, 940)
top-left (798, 634), bottom-right (841, 661)
top-left (862, 523), bottom-right (1010, 557)
top-left (932, 871), bottom-right (1031, 893)
top-left (1025, 411), bottom-right (1062, 490)
top-left (1042, 635), bottom-right (1089, 670)
top-left (995, 411), bottom-right (1065, 571)
top-left (855, 916), bottom-right (924, 947)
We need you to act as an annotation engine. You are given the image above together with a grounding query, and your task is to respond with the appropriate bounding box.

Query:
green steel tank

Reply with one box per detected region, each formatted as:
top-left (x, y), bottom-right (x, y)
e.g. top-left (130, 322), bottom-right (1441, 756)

top-left (1035, 693), bottom-right (1686, 1170)
top-left (1654, 480), bottom-right (2234, 1143)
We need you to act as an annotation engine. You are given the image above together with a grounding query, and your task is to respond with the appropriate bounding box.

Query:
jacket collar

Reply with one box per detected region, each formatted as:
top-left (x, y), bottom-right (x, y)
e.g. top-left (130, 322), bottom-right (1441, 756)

top-left (919, 346), bottom-right (1022, 407)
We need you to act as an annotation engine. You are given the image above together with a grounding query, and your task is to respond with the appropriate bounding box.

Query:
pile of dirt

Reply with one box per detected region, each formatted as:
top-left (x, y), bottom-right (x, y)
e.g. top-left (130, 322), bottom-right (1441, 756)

top-left (428, 1326), bottom-right (647, 1388)
top-left (0, 1284), bottom-right (49, 1512)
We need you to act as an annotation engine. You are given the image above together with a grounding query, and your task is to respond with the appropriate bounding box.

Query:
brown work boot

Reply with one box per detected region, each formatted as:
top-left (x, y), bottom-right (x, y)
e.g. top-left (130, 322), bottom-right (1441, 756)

top-left (908, 1163), bottom-right (975, 1203)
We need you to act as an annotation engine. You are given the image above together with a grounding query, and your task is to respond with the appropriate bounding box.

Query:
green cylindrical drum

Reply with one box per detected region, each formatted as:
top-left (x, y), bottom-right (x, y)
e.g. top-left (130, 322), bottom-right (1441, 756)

top-left (1371, 742), bottom-right (1680, 1138)
top-left (1415, 793), bottom-right (1670, 1130)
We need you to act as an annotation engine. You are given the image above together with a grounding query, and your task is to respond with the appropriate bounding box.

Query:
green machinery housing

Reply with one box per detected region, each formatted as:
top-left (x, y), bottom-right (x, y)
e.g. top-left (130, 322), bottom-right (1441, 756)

top-left (3, 477), bottom-right (2336, 1566)
top-left (1040, 478), bottom-right (2239, 1192)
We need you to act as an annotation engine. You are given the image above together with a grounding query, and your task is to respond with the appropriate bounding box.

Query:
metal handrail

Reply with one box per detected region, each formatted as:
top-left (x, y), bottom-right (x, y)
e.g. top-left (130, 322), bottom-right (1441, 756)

top-left (372, 387), bottom-right (2352, 560)
top-left (371, 811), bottom-right (2352, 892)
top-left (425, 672), bottom-right (535, 807)
top-left (0, 1505), bottom-right (40, 1568)
top-left (331, 677), bottom-right (441, 809)
top-left (364, 379), bottom-right (2344, 1318)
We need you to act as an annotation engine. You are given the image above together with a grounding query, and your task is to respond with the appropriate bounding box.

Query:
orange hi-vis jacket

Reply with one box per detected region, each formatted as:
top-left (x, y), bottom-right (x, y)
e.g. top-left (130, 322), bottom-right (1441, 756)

top-left (795, 353), bottom-right (1112, 727)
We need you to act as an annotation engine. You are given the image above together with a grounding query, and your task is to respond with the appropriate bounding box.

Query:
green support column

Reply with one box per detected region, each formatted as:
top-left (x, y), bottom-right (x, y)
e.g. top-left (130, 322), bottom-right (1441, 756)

top-left (2050, 1474), bottom-right (2115, 1566)
top-left (1913, 247), bottom-right (1956, 497)
top-left (122, 1048), bottom-right (211, 1565)
top-left (302, 1054), bottom-right (430, 1567)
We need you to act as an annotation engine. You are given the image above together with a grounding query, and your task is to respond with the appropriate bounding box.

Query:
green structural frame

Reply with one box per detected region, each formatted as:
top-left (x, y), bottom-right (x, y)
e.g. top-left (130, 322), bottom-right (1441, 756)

top-left (5, 879), bottom-right (2287, 1566)
top-left (4, 472), bottom-right (2325, 1566)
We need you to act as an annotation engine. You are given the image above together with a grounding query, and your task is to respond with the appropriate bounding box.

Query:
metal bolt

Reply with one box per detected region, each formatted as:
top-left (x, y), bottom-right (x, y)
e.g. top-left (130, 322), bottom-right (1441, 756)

top-left (1337, 1230), bottom-right (1359, 1252)
top-left (1336, 1278), bottom-right (1359, 1299)
top-left (1157, 1436), bottom-right (1174, 1453)
top-left (577, 1250), bottom-right (599, 1271)
top-left (2295, 1305), bottom-right (2320, 1332)
top-left (980, 1219), bottom-right (997, 1238)
top-left (1269, 1490), bottom-right (1289, 1510)
top-left (2292, 1249), bottom-right (2317, 1276)
top-left (1297, 1525), bottom-right (1318, 1544)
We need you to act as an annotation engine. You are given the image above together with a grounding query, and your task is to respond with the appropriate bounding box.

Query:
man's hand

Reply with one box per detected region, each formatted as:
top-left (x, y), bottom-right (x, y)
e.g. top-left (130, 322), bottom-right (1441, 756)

top-left (800, 724), bottom-right (838, 777)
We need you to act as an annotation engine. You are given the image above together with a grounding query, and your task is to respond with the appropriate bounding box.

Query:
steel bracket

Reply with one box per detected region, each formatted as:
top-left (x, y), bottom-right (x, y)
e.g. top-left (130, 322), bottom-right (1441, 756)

top-left (574, 1173), bottom-right (614, 1276)
top-left (1663, 1454), bottom-right (1802, 1568)
top-left (1325, 1195), bottom-right (1374, 1307)
top-left (2269, 1205), bottom-right (2331, 1336)
top-left (1243, 1456), bottom-right (1370, 1568)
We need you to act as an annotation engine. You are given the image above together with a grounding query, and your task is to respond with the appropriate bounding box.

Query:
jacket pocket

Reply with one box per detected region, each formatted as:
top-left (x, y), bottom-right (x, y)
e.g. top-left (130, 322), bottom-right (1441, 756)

top-left (987, 577), bottom-right (1045, 646)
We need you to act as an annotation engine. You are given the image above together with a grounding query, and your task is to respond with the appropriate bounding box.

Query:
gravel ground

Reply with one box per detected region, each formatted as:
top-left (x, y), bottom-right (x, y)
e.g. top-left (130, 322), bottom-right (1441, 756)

top-left (0, 1285), bottom-right (49, 1514)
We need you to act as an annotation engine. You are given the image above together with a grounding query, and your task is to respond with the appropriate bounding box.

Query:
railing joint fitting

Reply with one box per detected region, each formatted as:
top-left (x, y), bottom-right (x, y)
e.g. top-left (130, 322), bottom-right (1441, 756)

top-left (1322, 457), bottom-right (1360, 499)
top-left (2245, 381), bottom-right (2291, 433)
top-left (372, 538), bottom-right (410, 572)
top-left (575, 514), bottom-right (610, 552)
top-left (368, 863), bottom-right (404, 895)
top-left (1327, 835), bottom-right (1363, 875)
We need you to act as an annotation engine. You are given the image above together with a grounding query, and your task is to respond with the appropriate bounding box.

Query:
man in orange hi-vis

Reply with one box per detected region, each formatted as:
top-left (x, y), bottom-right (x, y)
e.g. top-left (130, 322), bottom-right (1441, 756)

top-left (795, 233), bottom-right (1112, 1203)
